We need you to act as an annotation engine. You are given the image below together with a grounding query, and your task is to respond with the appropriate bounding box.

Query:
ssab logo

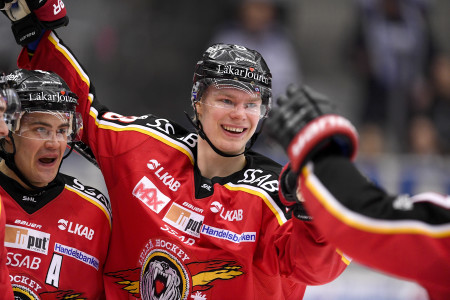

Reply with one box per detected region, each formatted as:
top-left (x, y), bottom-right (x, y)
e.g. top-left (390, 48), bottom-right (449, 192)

top-left (5, 225), bottom-right (50, 255)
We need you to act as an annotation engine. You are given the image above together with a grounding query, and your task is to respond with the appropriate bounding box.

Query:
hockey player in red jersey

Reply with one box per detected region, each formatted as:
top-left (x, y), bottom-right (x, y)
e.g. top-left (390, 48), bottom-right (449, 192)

top-left (265, 83), bottom-right (450, 300)
top-left (0, 69), bottom-right (111, 299)
top-left (0, 78), bottom-right (21, 299)
top-left (1, 3), bottom-right (350, 299)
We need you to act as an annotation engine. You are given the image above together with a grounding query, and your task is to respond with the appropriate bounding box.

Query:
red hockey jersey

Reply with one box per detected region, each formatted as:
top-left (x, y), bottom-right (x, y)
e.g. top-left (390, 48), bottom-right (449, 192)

top-left (0, 195), bottom-right (13, 299)
top-left (1, 172), bottom-right (111, 299)
top-left (17, 30), bottom-right (349, 299)
top-left (300, 156), bottom-right (450, 300)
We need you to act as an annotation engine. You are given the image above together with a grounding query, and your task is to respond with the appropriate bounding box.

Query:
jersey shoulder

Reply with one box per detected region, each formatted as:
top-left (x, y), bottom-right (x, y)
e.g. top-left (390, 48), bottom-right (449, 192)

top-left (60, 173), bottom-right (112, 219)
top-left (228, 150), bottom-right (282, 197)
top-left (97, 111), bottom-right (198, 152)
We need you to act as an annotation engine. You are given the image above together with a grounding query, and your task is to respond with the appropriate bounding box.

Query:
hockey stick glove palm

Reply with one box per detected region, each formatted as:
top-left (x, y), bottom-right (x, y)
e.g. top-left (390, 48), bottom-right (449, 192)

top-left (267, 84), bottom-right (358, 173)
top-left (1, 0), bottom-right (68, 45)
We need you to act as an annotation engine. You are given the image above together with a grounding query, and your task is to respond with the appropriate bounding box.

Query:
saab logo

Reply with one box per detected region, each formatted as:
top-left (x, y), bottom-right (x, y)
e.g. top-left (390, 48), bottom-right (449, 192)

top-left (160, 224), bottom-right (195, 246)
top-left (238, 169), bottom-right (278, 193)
top-left (5, 225), bottom-right (50, 255)
top-left (53, 0), bottom-right (64, 15)
top-left (57, 219), bottom-right (94, 240)
top-left (7, 252), bottom-right (41, 270)
top-left (163, 203), bottom-right (204, 237)
top-left (201, 183), bottom-right (211, 191)
top-left (133, 176), bottom-right (171, 214)
top-left (147, 159), bottom-right (181, 191)
top-left (178, 132), bottom-right (198, 147)
top-left (210, 201), bottom-right (243, 221)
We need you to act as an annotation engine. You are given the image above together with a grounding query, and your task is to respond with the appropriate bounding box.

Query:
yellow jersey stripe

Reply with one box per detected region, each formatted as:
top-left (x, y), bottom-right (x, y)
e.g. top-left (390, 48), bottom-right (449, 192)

top-left (65, 185), bottom-right (112, 229)
top-left (303, 164), bottom-right (450, 237)
top-left (224, 183), bottom-right (287, 225)
top-left (48, 32), bottom-right (90, 88)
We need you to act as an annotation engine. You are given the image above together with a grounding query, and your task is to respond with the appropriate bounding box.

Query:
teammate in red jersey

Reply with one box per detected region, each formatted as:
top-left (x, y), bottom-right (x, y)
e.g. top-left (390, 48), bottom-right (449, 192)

top-left (0, 77), bottom-right (21, 299)
top-left (0, 69), bottom-right (111, 299)
top-left (1, 3), bottom-right (350, 299)
top-left (265, 83), bottom-right (450, 300)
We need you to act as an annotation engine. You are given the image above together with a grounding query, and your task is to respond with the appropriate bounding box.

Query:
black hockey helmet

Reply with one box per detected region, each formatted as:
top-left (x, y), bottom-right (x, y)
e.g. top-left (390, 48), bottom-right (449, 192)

top-left (3, 69), bottom-right (82, 141)
top-left (0, 69), bottom-right (82, 190)
top-left (188, 43), bottom-right (272, 157)
top-left (191, 43), bottom-right (272, 118)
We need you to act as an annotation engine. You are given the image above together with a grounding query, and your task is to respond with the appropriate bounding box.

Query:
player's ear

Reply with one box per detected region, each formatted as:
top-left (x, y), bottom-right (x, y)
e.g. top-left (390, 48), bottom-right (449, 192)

top-left (1, 136), bottom-right (13, 152)
top-left (195, 101), bottom-right (203, 118)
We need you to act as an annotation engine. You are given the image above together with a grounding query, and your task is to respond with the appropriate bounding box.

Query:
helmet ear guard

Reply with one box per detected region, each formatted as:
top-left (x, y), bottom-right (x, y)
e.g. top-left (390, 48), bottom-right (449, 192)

top-left (0, 76), bottom-right (22, 124)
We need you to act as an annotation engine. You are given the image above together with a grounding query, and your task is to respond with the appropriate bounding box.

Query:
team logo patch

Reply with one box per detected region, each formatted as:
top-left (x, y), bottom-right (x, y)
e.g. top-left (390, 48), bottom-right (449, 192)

top-left (133, 176), bottom-right (171, 213)
top-left (141, 248), bottom-right (190, 300)
top-left (106, 238), bottom-right (244, 299)
top-left (10, 273), bottom-right (85, 300)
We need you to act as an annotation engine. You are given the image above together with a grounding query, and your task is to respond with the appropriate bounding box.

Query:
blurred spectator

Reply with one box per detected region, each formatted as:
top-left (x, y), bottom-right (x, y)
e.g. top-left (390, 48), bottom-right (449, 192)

top-left (209, 0), bottom-right (302, 164)
top-left (408, 114), bottom-right (440, 155)
top-left (431, 54), bottom-right (450, 154)
top-left (346, 0), bottom-right (438, 153)
top-left (210, 0), bottom-right (302, 99)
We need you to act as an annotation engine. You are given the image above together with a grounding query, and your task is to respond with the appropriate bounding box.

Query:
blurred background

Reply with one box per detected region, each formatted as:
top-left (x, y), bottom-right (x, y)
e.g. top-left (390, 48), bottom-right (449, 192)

top-left (2, 0), bottom-right (449, 299)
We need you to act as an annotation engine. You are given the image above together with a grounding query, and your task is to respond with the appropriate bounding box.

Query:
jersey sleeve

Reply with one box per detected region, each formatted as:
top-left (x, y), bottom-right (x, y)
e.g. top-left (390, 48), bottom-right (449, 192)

top-left (255, 169), bottom-right (349, 286)
top-left (300, 155), bottom-right (450, 292)
top-left (271, 211), bottom-right (349, 285)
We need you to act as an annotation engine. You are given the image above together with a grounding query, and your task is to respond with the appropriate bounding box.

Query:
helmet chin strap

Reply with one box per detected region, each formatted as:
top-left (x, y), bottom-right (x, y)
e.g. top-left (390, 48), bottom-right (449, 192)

top-left (0, 133), bottom-right (74, 192)
top-left (184, 111), bottom-right (265, 158)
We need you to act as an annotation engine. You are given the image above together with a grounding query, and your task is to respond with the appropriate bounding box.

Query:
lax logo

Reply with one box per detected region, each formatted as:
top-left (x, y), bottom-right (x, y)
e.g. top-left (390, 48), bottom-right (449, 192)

top-left (133, 176), bottom-right (171, 214)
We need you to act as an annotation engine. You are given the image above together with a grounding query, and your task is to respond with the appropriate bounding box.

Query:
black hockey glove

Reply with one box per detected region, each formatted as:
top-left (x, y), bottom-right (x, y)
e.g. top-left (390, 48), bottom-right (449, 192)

top-left (279, 164), bottom-right (312, 221)
top-left (267, 83), bottom-right (359, 174)
top-left (1, 0), bottom-right (68, 45)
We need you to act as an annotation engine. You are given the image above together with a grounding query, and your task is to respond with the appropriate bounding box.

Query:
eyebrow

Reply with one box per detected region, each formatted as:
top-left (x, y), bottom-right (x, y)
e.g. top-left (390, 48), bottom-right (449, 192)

top-left (28, 120), bottom-right (70, 128)
top-left (214, 90), bottom-right (262, 102)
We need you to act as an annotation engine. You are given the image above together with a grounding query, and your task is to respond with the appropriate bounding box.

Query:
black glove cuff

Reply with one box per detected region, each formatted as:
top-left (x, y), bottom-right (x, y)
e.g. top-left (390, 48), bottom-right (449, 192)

top-left (42, 16), bottom-right (69, 30)
top-left (11, 13), bottom-right (44, 45)
top-left (279, 165), bottom-right (298, 203)
top-left (292, 205), bottom-right (313, 221)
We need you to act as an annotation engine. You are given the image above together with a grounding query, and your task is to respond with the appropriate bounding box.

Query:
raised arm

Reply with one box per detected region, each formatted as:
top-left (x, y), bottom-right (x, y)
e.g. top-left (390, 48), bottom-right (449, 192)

top-left (266, 83), bottom-right (450, 298)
